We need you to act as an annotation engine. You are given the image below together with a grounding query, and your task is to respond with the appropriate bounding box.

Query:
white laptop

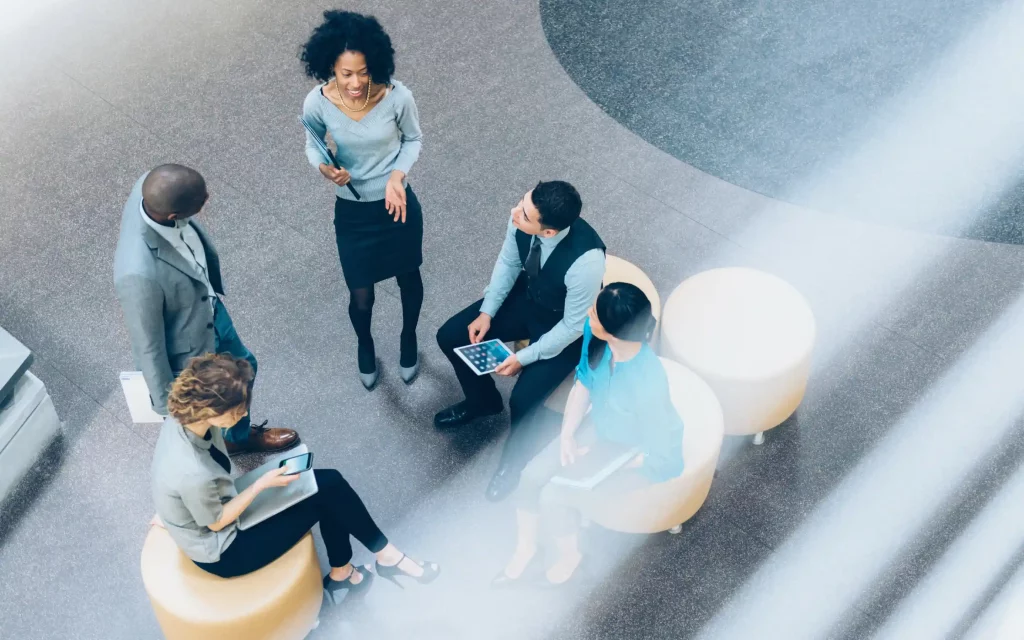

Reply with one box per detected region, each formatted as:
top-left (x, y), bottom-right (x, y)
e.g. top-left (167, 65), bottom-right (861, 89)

top-left (235, 444), bottom-right (318, 530)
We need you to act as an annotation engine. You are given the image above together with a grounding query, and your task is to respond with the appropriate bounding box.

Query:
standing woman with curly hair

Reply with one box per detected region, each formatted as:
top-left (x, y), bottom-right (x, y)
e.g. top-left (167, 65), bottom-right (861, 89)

top-left (301, 11), bottom-right (424, 389)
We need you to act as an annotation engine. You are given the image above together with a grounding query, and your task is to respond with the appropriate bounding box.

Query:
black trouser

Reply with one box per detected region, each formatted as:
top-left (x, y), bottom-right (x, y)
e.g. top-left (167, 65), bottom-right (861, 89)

top-left (195, 469), bottom-right (388, 578)
top-left (436, 283), bottom-right (582, 470)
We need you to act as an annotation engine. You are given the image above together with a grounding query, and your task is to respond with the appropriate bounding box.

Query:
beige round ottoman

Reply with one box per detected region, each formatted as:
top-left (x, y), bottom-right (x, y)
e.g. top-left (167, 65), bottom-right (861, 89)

top-left (580, 358), bottom-right (724, 534)
top-left (542, 254), bottom-right (663, 411)
top-left (141, 527), bottom-right (323, 640)
top-left (660, 267), bottom-right (816, 444)
top-left (603, 254), bottom-right (662, 335)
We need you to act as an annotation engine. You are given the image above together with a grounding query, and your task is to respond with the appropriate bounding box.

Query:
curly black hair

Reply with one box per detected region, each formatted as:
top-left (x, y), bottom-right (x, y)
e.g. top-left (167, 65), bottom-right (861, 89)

top-left (300, 10), bottom-right (395, 85)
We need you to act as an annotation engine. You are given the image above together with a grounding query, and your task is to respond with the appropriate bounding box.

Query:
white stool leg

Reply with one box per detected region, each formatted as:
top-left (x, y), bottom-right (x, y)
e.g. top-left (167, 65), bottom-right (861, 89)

top-left (669, 524), bottom-right (683, 534)
top-left (752, 431), bottom-right (765, 445)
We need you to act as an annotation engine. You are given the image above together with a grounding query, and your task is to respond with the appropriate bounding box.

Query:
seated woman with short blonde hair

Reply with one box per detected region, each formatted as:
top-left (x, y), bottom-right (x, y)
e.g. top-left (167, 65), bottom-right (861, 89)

top-left (151, 353), bottom-right (438, 603)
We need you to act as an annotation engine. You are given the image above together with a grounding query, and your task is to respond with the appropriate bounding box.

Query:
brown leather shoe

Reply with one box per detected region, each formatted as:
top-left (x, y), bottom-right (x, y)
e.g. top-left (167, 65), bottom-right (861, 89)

top-left (225, 420), bottom-right (300, 455)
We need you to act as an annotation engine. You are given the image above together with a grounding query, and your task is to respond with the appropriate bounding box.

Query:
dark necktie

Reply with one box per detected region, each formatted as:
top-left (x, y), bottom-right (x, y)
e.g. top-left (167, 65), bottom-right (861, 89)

top-left (525, 237), bottom-right (542, 278)
top-left (204, 431), bottom-right (231, 473)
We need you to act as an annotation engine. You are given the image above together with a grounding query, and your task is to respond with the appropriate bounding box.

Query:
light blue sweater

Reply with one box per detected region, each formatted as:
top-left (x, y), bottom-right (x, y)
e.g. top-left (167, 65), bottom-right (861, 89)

top-left (302, 79), bottom-right (422, 201)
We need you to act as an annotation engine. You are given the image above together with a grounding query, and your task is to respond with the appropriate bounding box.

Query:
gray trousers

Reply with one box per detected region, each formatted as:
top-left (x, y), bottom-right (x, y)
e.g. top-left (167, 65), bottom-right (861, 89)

top-left (515, 421), bottom-right (652, 535)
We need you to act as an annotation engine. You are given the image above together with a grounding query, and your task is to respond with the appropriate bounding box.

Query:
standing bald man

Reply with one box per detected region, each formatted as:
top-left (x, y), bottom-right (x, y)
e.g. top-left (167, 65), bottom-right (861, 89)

top-left (114, 164), bottom-right (298, 453)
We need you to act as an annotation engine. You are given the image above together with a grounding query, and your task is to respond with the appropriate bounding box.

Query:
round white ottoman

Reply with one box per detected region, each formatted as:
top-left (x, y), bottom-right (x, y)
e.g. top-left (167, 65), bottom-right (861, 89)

top-left (660, 267), bottom-right (816, 443)
top-left (603, 254), bottom-right (662, 334)
top-left (579, 358), bottom-right (724, 534)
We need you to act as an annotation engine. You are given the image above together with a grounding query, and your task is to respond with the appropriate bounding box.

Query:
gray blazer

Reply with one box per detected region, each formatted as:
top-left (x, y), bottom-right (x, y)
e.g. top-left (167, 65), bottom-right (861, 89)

top-left (113, 173), bottom-right (225, 414)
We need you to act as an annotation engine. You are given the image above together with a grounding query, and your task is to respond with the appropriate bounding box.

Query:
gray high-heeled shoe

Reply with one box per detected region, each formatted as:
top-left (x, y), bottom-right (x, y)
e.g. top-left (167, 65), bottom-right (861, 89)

top-left (359, 365), bottom-right (379, 390)
top-left (399, 360), bottom-right (419, 384)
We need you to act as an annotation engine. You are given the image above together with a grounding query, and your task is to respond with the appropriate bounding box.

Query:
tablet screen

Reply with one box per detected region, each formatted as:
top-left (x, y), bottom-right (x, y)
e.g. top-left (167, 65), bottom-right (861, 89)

top-left (454, 339), bottom-right (514, 375)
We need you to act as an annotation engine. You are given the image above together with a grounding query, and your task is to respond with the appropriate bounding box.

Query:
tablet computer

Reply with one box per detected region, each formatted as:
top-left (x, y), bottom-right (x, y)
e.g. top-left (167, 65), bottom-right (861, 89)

top-left (454, 339), bottom-right (514, 376)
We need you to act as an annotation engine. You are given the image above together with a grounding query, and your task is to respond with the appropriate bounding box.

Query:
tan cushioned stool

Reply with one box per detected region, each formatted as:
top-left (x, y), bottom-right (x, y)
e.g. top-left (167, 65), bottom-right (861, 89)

top-left (660, 267), bottom-right (816, 442)
top-left (543, 254), bottom-right (663, 411)
top-left (579, 358), bottom-right (724, 534)
top-left (141, 527), bottom-right (322, 640)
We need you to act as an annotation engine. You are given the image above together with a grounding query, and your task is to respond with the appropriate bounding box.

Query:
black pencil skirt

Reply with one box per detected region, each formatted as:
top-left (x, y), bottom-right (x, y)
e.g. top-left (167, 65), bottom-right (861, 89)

top-left (333, 185), bottom-right (424, 288)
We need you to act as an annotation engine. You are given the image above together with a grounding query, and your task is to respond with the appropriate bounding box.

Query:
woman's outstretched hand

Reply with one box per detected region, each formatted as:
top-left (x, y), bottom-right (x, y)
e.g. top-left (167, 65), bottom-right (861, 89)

top-left (385, 174), bottom-right (407, 223)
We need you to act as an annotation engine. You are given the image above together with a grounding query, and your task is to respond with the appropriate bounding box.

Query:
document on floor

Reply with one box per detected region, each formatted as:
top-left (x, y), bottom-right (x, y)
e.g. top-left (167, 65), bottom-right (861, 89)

top-left (119, 372), bottom-right (164, 424)
top-left (550, 444), bottom-right (640, 490)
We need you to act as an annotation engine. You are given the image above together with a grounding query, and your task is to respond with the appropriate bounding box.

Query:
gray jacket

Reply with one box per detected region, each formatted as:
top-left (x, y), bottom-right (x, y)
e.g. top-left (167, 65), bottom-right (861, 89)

top-left (113, 173), bottom-right (225, 414)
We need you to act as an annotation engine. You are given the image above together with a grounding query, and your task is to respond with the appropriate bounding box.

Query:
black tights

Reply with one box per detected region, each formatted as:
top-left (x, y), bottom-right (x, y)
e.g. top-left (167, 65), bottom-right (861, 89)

top-left (349, 269), bottom-right (424, 372)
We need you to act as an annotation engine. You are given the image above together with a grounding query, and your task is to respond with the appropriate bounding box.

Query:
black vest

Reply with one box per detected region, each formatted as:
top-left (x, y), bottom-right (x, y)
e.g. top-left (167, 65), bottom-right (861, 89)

top-left (514, 218), bottom-right (606, 330)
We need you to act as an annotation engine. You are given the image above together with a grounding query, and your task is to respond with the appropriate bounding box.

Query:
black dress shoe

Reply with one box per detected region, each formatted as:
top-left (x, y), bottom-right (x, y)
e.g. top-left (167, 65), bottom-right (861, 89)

top-left (433, 400), bottom-right (503, 429)
top-left (485, 464), bottom-right (521, 502)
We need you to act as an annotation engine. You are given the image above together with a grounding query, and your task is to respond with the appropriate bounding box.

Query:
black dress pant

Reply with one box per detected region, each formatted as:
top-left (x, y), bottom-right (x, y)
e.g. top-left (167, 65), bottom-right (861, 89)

top-left (436, 282), bottom-right (582, 470)
top-left (195, 469), bottom-right (388, 578)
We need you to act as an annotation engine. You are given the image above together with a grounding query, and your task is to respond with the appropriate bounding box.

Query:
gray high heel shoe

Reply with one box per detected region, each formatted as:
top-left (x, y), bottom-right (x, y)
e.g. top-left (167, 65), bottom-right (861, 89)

top-left (399, 334), bottom-right (418, 384)
top-left (357, 341), bottom-right (379, 390)
top-left (399, 360), bottom-right (419, 384)
top-left (359, 364), bottom-right (379, 390)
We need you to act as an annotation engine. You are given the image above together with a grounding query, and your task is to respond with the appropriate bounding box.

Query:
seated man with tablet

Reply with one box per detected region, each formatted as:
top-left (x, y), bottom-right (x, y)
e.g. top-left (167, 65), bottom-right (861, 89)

top-left (434, 181), bottom-right (606, 502)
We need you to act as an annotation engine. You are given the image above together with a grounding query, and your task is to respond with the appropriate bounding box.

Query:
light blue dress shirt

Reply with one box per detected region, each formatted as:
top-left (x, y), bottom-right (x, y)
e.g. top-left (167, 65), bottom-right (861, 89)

top-left (480, 216), bottom-right (605, 366)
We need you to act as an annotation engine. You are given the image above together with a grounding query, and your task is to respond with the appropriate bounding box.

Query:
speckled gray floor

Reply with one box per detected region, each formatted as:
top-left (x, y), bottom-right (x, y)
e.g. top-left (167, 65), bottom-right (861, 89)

top-left (1, 0), bottom-right (1023, 639)
top-left (539, 0), bottom-right (1024, 244)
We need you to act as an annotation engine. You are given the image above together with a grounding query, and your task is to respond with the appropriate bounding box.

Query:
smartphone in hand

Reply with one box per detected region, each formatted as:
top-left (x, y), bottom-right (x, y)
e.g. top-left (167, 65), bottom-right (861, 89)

top-left (279, 452), bottom-right (313, 476)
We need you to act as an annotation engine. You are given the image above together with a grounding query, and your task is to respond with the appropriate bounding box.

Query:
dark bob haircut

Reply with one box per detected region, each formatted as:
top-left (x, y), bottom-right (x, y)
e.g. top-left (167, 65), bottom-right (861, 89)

top-left (300, 10), bottom-right (395, 85)
top-left (587, 283), bottom-right (656, 368)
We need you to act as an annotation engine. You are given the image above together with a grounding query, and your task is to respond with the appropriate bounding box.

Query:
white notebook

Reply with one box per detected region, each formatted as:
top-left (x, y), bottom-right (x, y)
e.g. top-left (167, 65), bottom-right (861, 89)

top-left (549, 445), bottom-right (640, 490)
top-left (235, 444), bottom-right (319, 530)
top-left (119, 371), bottom-right (164, 424)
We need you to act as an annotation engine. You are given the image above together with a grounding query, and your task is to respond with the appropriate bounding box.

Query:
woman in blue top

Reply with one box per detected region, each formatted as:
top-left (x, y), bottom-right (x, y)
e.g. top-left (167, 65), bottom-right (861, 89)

top-left (494, 282), bottom-right (685, 588)
top-left (300, 11), bottom-right (424, 390)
